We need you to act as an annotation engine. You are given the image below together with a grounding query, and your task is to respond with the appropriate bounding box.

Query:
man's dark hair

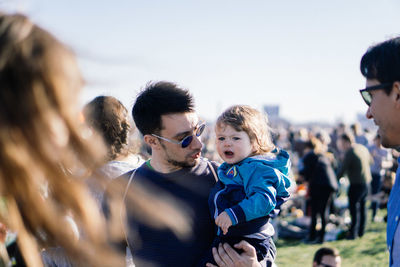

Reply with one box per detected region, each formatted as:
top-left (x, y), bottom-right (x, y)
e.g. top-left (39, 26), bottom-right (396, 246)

top-left (83, 95), bottom-right (130, 160)
top-left (360, 37), bottom-right (400, 95)
top-left (313, 247), bottom-right (339, 264)
top-left (132, 81), bottom-right (195, 135)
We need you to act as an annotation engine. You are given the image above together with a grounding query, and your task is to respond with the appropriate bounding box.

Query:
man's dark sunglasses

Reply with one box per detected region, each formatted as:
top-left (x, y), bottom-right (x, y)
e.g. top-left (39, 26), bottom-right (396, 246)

top-left (152, 123), bottom-right (206, 148)
top-left (359, 82), bottom-right (393, 106)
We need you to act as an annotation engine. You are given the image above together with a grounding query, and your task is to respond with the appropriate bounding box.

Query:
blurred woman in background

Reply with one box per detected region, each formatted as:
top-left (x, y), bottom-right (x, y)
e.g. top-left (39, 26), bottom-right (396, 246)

top-left (0, 12), bottom-right (192, 266)
top-left (0, 12), bottom-right (124, 266)
top-left (299, 137), bottom-right (338, 244)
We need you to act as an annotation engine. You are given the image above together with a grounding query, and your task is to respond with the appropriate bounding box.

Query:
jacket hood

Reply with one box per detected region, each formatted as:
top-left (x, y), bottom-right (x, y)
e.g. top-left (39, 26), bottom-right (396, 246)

top-left (245, 149), bottom-right (291, 177)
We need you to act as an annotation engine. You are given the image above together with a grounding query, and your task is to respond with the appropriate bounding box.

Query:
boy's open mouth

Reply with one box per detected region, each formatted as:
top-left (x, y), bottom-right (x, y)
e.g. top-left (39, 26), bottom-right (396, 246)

top-left (224, 151), bottom-right (234, 156)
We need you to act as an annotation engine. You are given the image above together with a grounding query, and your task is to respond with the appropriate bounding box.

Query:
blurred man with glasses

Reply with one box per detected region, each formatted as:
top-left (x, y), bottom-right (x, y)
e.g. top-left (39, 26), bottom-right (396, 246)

top-left (121, 81), bottom-right (263, 267)
top-left (312, 247), bottom-right (341, 267)
top-left (359, 37), bottom-right (400, 266)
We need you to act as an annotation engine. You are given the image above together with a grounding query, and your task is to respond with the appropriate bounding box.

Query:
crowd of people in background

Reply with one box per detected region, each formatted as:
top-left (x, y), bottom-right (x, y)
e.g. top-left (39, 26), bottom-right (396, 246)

top-left (194, 118), bottom-right (396, 245)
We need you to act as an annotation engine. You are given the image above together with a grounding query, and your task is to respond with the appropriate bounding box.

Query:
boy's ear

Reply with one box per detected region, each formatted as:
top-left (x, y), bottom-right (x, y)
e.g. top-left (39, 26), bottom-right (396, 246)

top-left (251, 141), bottom-right (258, 154)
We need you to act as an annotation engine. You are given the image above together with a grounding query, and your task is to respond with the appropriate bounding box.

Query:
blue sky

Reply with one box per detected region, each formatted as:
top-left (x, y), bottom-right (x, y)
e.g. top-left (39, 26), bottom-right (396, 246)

top-left (3, 0), bottom-right (400, 123)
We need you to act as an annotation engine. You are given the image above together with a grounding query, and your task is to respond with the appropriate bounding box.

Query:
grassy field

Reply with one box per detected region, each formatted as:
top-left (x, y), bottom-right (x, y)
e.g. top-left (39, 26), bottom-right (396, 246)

top-left (275, 215), bottom-right (388, 266)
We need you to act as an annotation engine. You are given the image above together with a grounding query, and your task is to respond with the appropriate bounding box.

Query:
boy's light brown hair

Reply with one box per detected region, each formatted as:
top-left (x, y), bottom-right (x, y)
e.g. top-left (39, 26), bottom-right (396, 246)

top-left (216, 105), bottom-right (275, 155)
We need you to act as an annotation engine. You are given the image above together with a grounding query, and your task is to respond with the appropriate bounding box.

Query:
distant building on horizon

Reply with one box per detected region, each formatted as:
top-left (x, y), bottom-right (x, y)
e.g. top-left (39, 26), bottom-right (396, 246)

top-left (263, 104), bottom-right (291, 128)
top-left (263, 104), bottom-right (280, 118)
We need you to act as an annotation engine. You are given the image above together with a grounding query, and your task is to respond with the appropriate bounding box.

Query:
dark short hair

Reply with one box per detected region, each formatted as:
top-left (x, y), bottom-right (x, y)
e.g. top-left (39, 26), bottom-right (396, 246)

top-left (304, 137), bottom-right (321, 151)
top-left (360, 37), bottom-right (400, 94)
top-left (350, 122), bottom-right (362, 135)
top-left (313, 247), bottom-right (340, 264)
top-left (132, 81), bottom-right (195, 135)
top-left (83, 96), bottom-right (130, 160)
top-left (340, 131), bottom-right (355, 144)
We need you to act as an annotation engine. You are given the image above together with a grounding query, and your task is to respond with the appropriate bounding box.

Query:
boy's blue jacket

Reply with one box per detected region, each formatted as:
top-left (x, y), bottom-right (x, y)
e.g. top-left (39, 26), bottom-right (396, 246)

top-left (209, 149), bottom-right (291, 236)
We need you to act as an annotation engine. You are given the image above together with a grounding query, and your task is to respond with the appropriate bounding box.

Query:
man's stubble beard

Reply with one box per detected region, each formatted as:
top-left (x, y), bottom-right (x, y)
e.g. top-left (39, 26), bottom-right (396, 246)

top-left (161, 142), bottom-right (200, 168)
top-left (167, 158), bottom-right (199, 168)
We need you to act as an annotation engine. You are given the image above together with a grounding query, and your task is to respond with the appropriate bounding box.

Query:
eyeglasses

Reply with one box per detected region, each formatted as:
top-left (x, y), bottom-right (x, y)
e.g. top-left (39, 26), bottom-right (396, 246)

top-left (152, 123), bottom-right (206, 148)
top-left (359, 82), bottom-right (393, 106)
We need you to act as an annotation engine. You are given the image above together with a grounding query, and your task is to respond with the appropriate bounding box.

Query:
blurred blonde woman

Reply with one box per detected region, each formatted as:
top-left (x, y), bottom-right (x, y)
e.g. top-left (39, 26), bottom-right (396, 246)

top-left (0, 12), bottom-right (127, 266)
top-left (0, 12), bottom-right (191, 267)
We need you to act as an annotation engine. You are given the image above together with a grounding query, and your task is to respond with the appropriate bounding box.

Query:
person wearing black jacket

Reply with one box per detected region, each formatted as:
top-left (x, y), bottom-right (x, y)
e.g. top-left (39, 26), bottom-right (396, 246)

top-left (299, 138), bottom-right (338, 244)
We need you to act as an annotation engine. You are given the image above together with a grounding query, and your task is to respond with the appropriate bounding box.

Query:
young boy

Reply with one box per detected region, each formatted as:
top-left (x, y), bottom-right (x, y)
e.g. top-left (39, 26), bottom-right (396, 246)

top-left (207, 105), bottom-right (291, 265)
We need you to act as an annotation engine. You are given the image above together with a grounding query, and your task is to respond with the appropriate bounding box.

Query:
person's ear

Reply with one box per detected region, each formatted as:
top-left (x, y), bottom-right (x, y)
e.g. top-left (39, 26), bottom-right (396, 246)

top-left (144, 134), bottom-right (160, 150)
top-left (251, 141), bottom-right (258, 154)
top-left (392, 81), bottom-right (400, 108)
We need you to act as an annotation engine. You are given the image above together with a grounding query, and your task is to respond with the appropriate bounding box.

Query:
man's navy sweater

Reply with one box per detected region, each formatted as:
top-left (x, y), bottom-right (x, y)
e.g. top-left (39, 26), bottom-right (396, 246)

top-left (123, 158), bottom-right (218, 267)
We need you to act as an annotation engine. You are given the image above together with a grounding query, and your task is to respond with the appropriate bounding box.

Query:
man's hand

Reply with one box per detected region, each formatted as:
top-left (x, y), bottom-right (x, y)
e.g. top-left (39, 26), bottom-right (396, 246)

top-left (206, 241), bottom-right (260, 267)
top-left (215, 211), bottom-right (232, 235)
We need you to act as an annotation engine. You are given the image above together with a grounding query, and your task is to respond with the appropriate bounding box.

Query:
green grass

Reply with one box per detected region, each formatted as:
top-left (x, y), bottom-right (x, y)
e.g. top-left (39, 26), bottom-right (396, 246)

top-left (275, 215), bottom-right (388, 266)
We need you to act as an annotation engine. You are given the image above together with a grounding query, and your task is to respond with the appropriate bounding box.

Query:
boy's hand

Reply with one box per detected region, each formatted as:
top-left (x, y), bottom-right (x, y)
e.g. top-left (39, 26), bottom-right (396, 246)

top-left (215, 211), bottom-right (232, 235)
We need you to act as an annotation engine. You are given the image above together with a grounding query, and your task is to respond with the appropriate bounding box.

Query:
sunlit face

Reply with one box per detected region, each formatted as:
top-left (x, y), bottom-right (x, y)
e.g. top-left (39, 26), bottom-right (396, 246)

top-left (158, 112), bottom-right (203, 168)
top-left (215, 123), bottom-right (254, 165)
top-left (365, 79), bottom-right (400, 148)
